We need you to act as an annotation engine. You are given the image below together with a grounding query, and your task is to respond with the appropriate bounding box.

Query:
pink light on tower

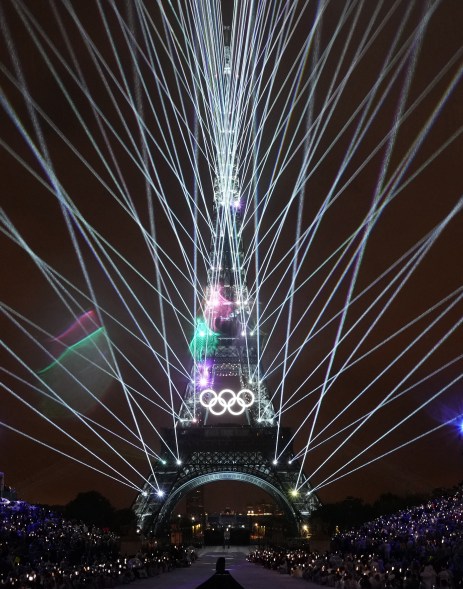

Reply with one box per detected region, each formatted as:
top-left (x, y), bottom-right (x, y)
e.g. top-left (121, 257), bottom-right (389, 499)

top-left (204, 287), bottom-right (233, 331)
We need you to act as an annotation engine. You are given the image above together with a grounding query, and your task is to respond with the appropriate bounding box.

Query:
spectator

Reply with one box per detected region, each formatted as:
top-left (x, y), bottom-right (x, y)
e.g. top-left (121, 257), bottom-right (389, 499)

top-left (249, 483), bottom-right (463, 589)
top-left (0, 497), bottom-right (197, 589)
top-left (195, 557), bottom-right (245, 588)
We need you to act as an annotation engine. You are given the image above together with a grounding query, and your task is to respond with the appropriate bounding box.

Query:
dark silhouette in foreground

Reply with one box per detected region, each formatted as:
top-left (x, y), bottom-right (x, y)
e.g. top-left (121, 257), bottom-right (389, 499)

top-left (195, 557), bottom-right (245, 588)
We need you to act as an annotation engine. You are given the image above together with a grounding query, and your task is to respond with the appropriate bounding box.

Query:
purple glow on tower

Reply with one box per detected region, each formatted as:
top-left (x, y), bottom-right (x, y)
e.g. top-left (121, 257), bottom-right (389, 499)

top-left (197, 362), bottom-right (211, 388)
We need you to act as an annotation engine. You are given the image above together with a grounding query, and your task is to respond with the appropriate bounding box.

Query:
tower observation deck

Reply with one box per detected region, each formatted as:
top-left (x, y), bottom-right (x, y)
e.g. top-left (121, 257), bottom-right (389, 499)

top-left (133, 25), bottom-right (320, 538)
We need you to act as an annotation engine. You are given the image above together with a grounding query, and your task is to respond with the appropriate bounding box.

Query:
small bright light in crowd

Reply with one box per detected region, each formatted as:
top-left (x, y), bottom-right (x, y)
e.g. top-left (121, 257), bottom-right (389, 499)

top-left (199, 377), bottom-right (208, 386)
top-left (142, 490), bottom-right (148, 497)
top-left (291, 489), bottom-right (299, 497)
top-left (241, 330), bottom-right (246, 336)
top-left (272, 459), bottom-right (278, 465)
top-left (156, 490), bottom-right (164, 497)
top-left (176, 459), bottom-right (182, 465)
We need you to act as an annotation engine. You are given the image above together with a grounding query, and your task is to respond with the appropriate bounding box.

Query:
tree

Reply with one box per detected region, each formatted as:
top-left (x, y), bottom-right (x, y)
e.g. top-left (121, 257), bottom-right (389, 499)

top-left (111, 508), bottom-right (137, 535)
top-left (65, 491), bottom-right (115, 528)
top-left (311, 497), bottom-right (373, 534)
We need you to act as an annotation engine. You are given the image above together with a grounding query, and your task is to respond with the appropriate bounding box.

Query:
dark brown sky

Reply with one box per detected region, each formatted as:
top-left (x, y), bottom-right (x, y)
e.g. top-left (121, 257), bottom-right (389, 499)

top-left (1, 1), bottom-right (462, 513)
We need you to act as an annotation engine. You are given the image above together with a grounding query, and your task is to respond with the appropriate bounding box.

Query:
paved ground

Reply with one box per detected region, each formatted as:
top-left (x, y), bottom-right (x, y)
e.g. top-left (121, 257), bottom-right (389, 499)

top-left (135, 546), bottom-right (317, 588)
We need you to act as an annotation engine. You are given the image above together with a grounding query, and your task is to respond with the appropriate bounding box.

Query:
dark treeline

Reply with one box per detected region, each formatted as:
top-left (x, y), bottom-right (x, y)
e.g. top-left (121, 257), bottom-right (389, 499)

top-left (310, 490), bottom-right (451, 535)
top-left (40, 485), bottom-right (460, 536)
top-left (48, 490), bottom-right (136, 535)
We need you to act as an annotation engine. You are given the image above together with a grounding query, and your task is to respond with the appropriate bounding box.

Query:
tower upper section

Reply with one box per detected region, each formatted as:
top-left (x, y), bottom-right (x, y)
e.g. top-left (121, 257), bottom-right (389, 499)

top-left (178, 27), bottom-right (276, 427)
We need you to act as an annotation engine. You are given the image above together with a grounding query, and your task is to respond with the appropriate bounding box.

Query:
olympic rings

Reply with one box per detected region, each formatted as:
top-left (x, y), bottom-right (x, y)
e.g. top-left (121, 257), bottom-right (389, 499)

top-left (199, 388), bottom-right (255, 416)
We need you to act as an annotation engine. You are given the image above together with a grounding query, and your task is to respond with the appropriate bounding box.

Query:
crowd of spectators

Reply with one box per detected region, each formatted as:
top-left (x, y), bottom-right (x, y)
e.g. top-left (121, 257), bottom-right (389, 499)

top-left (248, 484), bottom-right (463, 589)
top-left (0, 498), bottom-right (196, 589)
top-left (2, 484), bottom-right (462, 589)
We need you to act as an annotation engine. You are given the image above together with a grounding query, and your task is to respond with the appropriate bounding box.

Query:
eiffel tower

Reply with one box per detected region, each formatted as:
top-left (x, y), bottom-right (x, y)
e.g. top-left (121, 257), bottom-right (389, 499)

top-left (133, 26), bottom-right (320, 538)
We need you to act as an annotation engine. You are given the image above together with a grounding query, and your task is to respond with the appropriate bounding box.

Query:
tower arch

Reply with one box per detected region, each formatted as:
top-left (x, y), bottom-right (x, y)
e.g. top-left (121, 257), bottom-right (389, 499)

top-left (156, 471), bottom-right (300, 534)
top-left (133, 426), bottom-right (319, 536)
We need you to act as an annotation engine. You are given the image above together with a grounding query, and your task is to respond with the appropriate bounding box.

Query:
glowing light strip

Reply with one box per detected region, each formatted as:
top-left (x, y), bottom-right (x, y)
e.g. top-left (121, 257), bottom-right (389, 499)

top-left (292, 198), bottom-right (462, 467)
top-left (310, 376), bottom-right (463, 493)
top-left (262, 112), bottom-right (462, 395)
top-left (1, 286), bottom-right (181, 430)
top-left (281, 285), bottom-right (463, 419)
top-left (16, 0), bottom-right (215, 279)
top-left (302, 297), bottom-right (463, 488)
top-left (310, 413), bottom-right (463, 493)
top-left (1, 0), bottom-right (461, 498)
top-left (290, 354), bottom-right (463, 461)
top-left (276, 227), bottom-right (462, 463)
top-left (282, 266), bottom-right (462, 466)
top-left (0, 348), bottom-right (153, 490)
top-left (244, 2), bottom-right (452, 298)
top-left (1, 208), bottom-right (191, 399)
top-left (0, 419), bottom-right (142, 492)
top-left (0, 61), bottom-right (203, 325)
top-left (295, 21), bottom-right (429, 477)
top-left (3, 367), bottom-right (163, 461)
top-left (261, 120), bottom-right (463, 387)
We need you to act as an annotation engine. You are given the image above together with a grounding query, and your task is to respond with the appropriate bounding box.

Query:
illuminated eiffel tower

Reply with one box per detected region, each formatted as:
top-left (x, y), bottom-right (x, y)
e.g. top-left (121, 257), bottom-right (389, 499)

top-left (133, 26), bottom-right (320, 538)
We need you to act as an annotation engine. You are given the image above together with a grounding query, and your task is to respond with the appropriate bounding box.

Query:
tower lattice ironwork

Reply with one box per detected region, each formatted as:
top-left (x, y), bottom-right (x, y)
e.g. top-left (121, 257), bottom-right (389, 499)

top-left (133, 25), bottom-right (320, 538)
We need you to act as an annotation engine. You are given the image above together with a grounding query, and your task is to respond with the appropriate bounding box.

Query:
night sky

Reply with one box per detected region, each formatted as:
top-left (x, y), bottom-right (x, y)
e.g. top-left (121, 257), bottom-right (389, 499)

top-left (1, 1), bottom-right (462, 514)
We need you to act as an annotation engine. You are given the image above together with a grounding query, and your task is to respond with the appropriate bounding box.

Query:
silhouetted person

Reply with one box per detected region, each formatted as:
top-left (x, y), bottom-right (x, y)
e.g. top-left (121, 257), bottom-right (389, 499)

top-left (195, 557), bottom-right (245, 588)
